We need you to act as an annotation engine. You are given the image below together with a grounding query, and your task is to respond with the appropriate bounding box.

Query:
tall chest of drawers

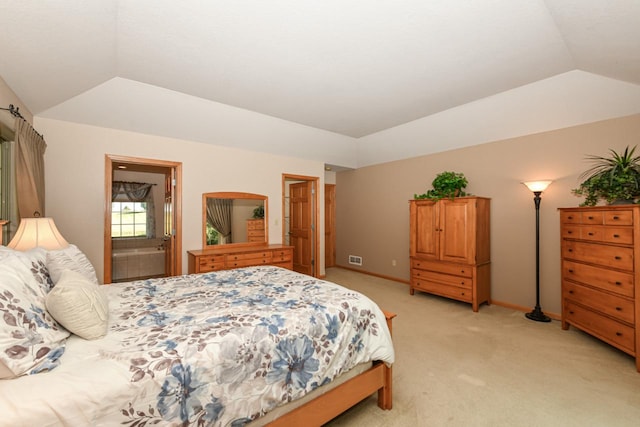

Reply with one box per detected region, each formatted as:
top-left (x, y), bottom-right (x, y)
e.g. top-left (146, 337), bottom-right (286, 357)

top-left (559, 206), bottom-right (640, 372)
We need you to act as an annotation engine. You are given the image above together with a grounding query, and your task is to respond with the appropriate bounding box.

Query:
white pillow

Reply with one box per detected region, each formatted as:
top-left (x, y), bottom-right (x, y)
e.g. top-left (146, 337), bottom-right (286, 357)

top-left (46, 244), bottom-right (99, 285)
top-left (46, 269), bottom-right (109, 340)
top-left (0, 257), bottom-right (70, 378)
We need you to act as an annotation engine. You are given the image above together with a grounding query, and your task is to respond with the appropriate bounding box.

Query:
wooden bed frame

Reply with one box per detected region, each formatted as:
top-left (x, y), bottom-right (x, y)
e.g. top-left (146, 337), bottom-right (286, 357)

top-left (266, 311), bottom-right (396, 426)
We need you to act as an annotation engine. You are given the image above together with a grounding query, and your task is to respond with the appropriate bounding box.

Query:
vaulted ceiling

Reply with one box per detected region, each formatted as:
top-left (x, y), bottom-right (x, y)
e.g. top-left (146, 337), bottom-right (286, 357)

top-left (1, 1), bottom-right (639, 167)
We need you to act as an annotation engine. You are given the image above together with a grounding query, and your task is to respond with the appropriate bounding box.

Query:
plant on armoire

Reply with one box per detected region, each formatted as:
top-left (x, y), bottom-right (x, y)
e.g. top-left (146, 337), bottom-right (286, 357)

top-left (414, 171), bottom-right (469, 200)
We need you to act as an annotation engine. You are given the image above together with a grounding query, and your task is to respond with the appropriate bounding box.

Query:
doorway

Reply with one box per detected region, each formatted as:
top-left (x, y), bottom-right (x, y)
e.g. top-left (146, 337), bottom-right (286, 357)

top-left (104, 155), bottom-right (182, 284)
top-left (282, 174), bottom-right (319, 277)
top-left (325, 184), bottom-right (336, 268)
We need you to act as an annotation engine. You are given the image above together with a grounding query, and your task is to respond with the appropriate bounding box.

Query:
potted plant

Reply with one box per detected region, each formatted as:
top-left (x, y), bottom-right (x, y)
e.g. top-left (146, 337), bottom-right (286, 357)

top-left (415, 171), bottom-right (469, 200)
top-left (252, 205), bottom-right (265, 219)
top-left (572, 145), bottom-right (640, 206)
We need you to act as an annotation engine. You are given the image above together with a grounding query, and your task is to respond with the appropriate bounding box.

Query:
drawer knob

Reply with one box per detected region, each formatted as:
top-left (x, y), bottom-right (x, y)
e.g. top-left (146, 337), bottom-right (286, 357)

top-left (460, 270), bottom-right (465, 274)
top-left (613, 216), bottom-right (620, 220)
top-left (568, 216), bottom-right (574, 220)
top-left (588, 232), bottom-right (594, 236)
top-left (614, 256), bottom-right (622, 260)
top-left (460, 281), bottom-right (465, 285)
top-left (568, 269), bottom-right (574, 273)
top-left (569, 311), bottom-right (574, 315)
top-left (615, 307), bottom-right (622, 311)
top-left (568, 290), bottom-right (574, 294)
top-left (567, 230), bottom-right (573, 234)
top-left (616, 332), bottom-right (623, 337)
top-left (613, 234), bottom-right (620, 238)
top-left (587, 216), bottom-right (594, 220)
top-left (615, 281), bottom-right (622, 285)
top-left (568, 249), bottom-right (573, 252)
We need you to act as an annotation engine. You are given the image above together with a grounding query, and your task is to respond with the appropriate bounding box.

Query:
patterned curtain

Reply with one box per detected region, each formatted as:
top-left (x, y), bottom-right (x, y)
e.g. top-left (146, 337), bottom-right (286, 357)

top-left (112, 181), bottom-right (156, 238)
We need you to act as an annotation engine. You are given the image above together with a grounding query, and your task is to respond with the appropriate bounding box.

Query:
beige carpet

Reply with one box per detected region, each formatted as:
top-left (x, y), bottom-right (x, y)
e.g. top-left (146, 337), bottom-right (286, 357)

top-left (322, 268), bottom-right (640, 427)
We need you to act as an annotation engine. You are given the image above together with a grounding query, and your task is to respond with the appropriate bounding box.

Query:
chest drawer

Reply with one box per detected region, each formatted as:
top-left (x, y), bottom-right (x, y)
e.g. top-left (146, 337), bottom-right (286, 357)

top-left (562, 260), bottom-right (634, 297)
top-left (580, 226), bottom-right (633, 245)
top-left (564, 282), bottom-right (634, 324)
top-left (562, 240), bottom-right (634, 271)
top-left (411, 258), bottom-right (473, 278)
top-left (564, 301), bottom-right (635, 354)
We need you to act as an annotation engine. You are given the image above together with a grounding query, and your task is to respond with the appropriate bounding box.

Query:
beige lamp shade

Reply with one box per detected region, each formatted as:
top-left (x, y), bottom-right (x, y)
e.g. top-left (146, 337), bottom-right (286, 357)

top-left (8, 218), bottom-right (69, 251)
top-left (522, 180), bottom-right (553, 193)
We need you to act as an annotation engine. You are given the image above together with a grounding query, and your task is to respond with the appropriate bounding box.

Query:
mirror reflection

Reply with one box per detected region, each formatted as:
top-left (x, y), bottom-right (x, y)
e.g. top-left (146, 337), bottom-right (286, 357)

top-left (202, 192), bottom-right (267, 248)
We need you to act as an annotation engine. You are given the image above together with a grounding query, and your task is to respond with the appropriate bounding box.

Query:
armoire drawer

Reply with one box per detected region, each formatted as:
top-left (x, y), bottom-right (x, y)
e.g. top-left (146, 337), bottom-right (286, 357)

top-left (562, 240), bottom-right (634, 271)
top-left (412, 278), bottom-right (472, 303)
top-left (563, 282), bottom-right (634, 324)
top-left (564, 301), bottom-right (635, 354)
top-left (411, 259), bottom-right (473, 278)
top-left (562, 260), bottom-right (634, 297)
top-left (412, 270), bottom-right (472, 288)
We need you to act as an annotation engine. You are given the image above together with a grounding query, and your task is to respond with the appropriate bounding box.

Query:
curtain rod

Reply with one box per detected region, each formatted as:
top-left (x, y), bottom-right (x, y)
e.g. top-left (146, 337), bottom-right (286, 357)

top-left (0, 104), bottom-right (25, 119)
top-left (1, 104), bottom-right (44, 138)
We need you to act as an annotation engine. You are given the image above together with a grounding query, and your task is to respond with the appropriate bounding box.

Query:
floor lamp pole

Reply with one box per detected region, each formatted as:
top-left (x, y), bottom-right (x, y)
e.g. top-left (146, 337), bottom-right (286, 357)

top-left (525, 189), bottom-right (551, 322)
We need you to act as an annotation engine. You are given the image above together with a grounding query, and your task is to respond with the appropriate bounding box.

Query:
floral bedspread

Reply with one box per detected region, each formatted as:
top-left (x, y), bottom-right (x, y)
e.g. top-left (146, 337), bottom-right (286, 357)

top-left (0, 266), bottom-right (394, 426)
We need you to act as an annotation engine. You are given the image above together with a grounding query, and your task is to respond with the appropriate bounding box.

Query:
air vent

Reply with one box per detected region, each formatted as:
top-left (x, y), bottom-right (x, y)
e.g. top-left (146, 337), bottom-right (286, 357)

top-left (348, 255), bottom-right (363, 266)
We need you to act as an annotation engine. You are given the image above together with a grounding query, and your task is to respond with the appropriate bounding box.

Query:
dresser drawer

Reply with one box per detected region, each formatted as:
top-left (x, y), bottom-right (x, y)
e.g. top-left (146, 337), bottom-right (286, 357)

top-left (412, 278), bottom-right (472, 303)
top-left (198, 255), bottom-right (226, 272)
top-left (227, 257), bottom-right (272, 268)
top-left (562, 260), bottom-right (634, 297)
top-left (562, 241), bottom-right (633, 271)
top-left (227, 251), bottom-right (272, 262)
top-left (564, 301), bottom-right (635, 354)
top-left (564, 282), bottom-right (634, 324)
top-left (272, 250), bottom-right (292, 262)
top-left (411, 259), bottom-right (473, 277)
top-left (412, 270), bottom-right (472, 288)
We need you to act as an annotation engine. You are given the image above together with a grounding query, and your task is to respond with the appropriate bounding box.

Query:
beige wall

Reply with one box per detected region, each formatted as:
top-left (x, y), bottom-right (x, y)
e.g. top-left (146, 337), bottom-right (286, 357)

top-left (0, 75), bottom-right (32, 126)
top-left (37, 117), bottom-right (326, 282)
top-left (336, 114), bottom-right (640, 315)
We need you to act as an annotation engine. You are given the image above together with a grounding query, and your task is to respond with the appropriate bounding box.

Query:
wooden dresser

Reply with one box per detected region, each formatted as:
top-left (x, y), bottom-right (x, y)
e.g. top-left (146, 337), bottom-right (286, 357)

top-left (409, 197), bottom-right (491, 312)
top-left (246, 219), bottom-right (265, 243)
top-left (188, 244), bottom-right (294, 274)
top-left (559, 206), bottom-right (640, 372)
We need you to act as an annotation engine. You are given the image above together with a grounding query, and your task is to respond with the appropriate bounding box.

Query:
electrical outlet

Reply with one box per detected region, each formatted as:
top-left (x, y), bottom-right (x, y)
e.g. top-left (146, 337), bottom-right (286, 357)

top-left (391, 259), bottom-right (397, 266)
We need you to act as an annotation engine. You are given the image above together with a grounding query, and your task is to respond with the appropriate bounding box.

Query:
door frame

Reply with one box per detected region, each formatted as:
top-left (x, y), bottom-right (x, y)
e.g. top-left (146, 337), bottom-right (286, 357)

top-left (104, 154), bottom-right (183, 284)
top-left (282, 173), bottom-right (320, 278)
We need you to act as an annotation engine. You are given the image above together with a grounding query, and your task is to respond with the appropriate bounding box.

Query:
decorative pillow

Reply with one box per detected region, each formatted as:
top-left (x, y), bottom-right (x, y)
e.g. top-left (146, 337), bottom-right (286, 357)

top-left (0, 257), bottom-right (70, 379)
top-left (45, 269), bottom-right (109, 340)
top-left (46, 244), bottom-right (100, 285)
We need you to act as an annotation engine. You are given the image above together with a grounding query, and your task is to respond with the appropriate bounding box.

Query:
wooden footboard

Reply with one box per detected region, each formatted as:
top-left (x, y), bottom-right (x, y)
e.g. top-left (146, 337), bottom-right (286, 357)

top-left (266, 311), bottom-right (396, 426)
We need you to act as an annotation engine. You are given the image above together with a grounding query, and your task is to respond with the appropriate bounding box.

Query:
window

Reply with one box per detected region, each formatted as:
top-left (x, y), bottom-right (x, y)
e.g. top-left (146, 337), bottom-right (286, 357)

top-left (111, 201), bottom-right (148, 237)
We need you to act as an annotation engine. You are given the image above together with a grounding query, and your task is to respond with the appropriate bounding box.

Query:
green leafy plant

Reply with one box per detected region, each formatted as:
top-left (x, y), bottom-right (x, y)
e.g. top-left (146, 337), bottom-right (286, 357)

top-left (252, 205), bottom-right (265, 219)
top-left (572, 145), bottom-right (640, 206)
top-left (414, 171), bottom-right (468, 200)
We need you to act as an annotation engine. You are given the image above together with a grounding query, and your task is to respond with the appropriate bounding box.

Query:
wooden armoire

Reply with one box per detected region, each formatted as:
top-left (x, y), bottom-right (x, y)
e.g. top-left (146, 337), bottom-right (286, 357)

top-left (409, 197), bottom-right (491, 312)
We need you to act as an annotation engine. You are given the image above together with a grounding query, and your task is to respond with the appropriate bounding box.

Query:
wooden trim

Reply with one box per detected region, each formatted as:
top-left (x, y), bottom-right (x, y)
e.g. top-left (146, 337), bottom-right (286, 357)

top-left (104, 155), bottom-right (182, 283)
top-left (265, 311), bottom-right (395, 426)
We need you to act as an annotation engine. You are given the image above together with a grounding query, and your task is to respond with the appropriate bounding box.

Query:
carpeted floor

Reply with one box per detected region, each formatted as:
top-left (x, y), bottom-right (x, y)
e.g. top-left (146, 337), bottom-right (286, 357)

top-left (322, 268), bottom-right (640, 427)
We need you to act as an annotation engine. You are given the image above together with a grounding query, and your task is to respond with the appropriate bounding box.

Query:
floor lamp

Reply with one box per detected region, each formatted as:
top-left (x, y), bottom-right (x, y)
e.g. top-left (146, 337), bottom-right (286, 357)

top-left (522, 180), bottom-right (552, 322)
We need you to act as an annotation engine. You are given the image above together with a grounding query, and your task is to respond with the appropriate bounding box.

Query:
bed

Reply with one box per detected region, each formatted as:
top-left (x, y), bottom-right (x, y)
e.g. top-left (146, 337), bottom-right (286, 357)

top-left (0, 245), bottom-right (395, 426)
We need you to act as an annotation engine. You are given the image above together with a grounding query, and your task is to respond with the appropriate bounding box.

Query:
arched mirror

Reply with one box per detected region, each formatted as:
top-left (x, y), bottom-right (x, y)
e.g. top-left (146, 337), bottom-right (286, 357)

top-left (202, 192), bottom-right (268, 249)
